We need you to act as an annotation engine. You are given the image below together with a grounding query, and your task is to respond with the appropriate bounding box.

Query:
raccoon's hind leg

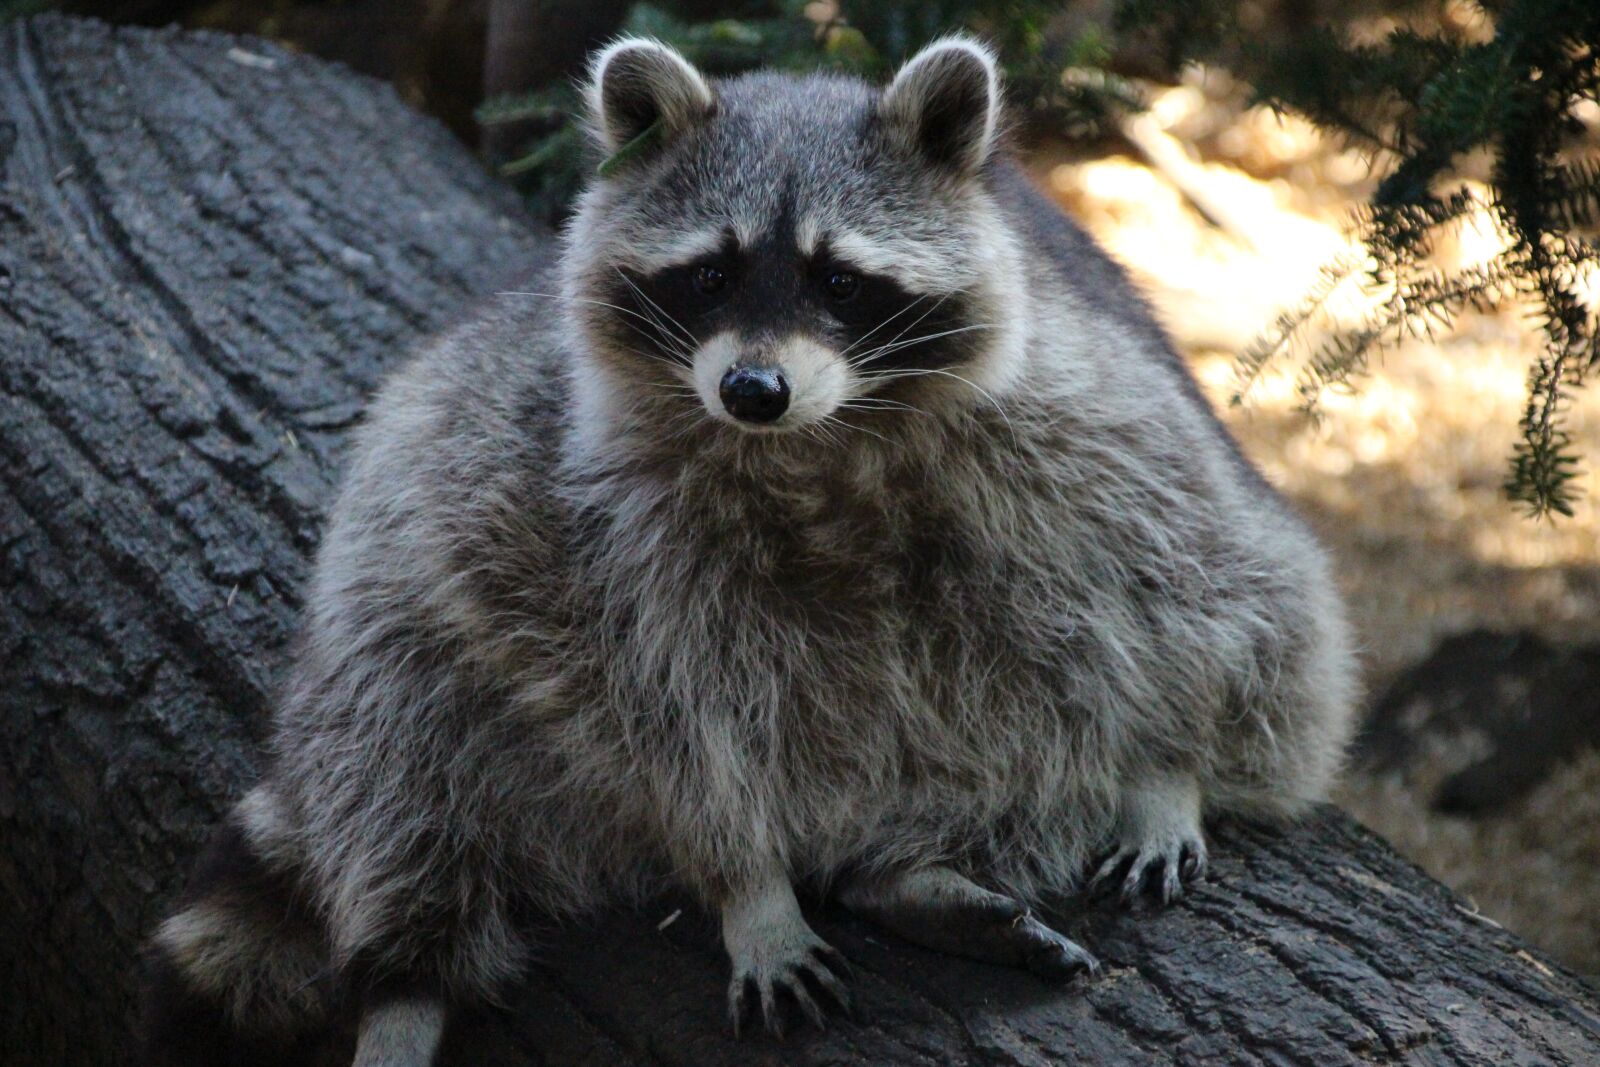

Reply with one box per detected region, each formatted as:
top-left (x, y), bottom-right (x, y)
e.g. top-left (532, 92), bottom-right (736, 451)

top-left (352, 987), bottom-right (447, 1067)
top-left (141, 786), bottom-right (335, 1067)
top-left (838, 866), bottom-right (1099, 980)
top-left (1087, 773), bottom-right (1208, 908)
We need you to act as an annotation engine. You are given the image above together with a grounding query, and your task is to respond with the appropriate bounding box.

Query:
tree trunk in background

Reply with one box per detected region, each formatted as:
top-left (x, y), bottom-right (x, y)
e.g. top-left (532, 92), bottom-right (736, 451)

top-left (3, 15), bottom-right (1599, 1067)
top-left (481, 0), bottom-right (628, 160)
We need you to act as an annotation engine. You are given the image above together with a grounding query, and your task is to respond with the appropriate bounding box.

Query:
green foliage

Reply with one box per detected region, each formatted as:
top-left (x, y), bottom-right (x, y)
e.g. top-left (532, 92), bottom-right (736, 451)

top-left (1218, 1), bottom-right (1600, 517)
top-left (478, 0), bottom-right (1142, 220)
top-left (492, 0), bottom-right (1600, 516)
top-left (477, 84), bottom-right (589, 213)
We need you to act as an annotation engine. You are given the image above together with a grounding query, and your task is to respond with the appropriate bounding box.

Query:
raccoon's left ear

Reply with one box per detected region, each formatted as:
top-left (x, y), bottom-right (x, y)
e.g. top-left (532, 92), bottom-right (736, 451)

top-left (881, 37), bottom-right (1001, 175)
top-left (584, 38), bottom-right (716, 161)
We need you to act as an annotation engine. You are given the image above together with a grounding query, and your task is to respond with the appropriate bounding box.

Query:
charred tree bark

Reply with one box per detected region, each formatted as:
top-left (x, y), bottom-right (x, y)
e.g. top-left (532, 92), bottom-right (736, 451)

top-left (2, 14), bottom-right (1598, 1067)
top-left (0, 14), bottom-right (543, 1063)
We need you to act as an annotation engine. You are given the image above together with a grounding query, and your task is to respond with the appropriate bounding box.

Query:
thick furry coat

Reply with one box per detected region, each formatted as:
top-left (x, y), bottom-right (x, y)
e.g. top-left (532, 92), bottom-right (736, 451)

top-left (142, 36), bottom-right (1355, 1065)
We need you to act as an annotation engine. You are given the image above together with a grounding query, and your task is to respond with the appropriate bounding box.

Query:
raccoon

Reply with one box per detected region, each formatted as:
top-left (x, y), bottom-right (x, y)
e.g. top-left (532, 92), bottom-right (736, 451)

top-left (141, 35), bottom-right (1357, 1066)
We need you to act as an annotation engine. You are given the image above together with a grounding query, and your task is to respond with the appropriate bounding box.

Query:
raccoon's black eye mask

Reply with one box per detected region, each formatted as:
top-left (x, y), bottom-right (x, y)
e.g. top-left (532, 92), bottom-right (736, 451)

top-left (606, 247), bottom-right (981, 373)
top-left (807, 266), bottom-right (973, 371)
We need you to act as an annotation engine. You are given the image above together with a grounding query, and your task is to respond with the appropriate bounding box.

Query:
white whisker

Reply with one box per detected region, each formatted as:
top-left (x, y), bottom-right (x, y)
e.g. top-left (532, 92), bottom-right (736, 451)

top-left (498, 289), bottom-right (696, 364)
top-left (838, 293), bottom-right (933, 360)
top-left (822, 412), bottom-right (894, 446)
top-left (841, 397), bottom-right (932, 417)
top-left (849, 322), bottom-right (997, 367)
top-left (845, 292), bottom-right (958, 369)
top-left (859, 365), bottom-right (1016, 443)
top-left (613, 269), bottom-right (701, 355)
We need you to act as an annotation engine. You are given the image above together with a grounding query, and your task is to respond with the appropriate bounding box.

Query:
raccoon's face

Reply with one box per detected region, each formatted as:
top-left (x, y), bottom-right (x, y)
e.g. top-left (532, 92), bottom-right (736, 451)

top-left (561, 36), bottom-right (1027, 439)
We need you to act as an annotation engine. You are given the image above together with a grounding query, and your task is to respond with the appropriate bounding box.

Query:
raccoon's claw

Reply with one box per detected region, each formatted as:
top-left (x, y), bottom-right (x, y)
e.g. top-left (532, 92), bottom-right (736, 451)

top-left (916, 896), bottom-right (1098, 981)
top-left (722, 875), bottom-right (854, 1038)
top-left (1089, 835), bottom-right (1208, 908)
top-left (727, 942), bottom-right (853, 1038)
top-left (1010, 909), bottom-right (1102, 981)
top-left (839, 866), bottom-right (1099, 982)
top-left (1091, 775), bottom-right (1208, 909)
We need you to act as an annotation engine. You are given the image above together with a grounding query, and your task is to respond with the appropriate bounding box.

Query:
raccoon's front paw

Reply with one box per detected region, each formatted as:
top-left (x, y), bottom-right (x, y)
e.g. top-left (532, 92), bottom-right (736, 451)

top-left (722, 881), bottom-right (851, 1037)
top-left (726, 929), bottom-right (852, 1037)
top-left (1090, 775), bottom-right (1208, 908)
top-left (1089, 832), bottom-right (1207, 907)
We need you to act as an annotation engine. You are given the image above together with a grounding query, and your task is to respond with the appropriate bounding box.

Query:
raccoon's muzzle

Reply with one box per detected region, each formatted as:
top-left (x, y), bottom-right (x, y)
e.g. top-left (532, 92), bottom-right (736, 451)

top-left (719, 365), bottom-right (791, 423)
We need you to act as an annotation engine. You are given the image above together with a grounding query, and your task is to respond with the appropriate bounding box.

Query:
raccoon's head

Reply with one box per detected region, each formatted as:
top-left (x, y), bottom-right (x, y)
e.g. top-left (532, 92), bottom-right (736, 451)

top-left (560, 35), bottom-right (1028, 442)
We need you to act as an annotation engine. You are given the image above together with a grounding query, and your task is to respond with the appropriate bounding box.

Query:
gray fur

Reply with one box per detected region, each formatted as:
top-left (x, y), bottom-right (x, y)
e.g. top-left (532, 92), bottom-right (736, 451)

top-left (148, 36), bottom-right (1356, 1058)
top-left (584, 38), bottom-right (715, 154)
top-left (352, 997), bottom-right (446, 1067)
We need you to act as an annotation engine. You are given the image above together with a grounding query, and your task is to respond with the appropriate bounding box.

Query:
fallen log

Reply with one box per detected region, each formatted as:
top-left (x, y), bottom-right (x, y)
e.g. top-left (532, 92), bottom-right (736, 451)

top-left (3, 14), bottom-right (1598, 1066)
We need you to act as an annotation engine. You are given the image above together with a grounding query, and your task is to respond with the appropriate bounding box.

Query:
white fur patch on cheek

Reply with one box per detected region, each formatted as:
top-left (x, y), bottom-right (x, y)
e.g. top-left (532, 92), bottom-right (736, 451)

top-left (613, 226), bottom-right (726, 276)
top-left (693, 332), bottom-right (742, 421)
top-left (826, 229), bottom-right (968, 293)
top-left (775, 337), bottom-right (847, 427)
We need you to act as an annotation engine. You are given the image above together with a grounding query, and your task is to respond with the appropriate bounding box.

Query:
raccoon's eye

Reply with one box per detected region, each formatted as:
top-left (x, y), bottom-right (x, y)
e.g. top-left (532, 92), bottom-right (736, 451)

top-left (692, 264), bottom-right (727, 296)
top-left (825, 271), bottom-right (860, 302)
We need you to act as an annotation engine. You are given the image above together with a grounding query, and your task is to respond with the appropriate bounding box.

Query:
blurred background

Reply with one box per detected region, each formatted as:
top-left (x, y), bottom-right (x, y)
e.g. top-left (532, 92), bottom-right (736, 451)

top-left (7, 0), bottom-right (1596, 978)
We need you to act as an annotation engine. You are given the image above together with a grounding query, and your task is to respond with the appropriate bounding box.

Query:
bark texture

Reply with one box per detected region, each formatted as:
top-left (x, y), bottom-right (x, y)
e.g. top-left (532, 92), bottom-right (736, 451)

top-left (3, 14), bottom-right (1599, 1067)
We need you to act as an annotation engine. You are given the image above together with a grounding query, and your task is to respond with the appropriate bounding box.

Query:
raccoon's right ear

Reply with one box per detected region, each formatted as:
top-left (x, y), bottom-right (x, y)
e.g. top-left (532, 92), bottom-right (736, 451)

top-left (584, 38), bottom-right (715, 162)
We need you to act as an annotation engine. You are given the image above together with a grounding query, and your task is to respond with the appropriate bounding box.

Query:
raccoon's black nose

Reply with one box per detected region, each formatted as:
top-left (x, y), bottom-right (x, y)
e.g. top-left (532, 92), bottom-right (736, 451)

top-left (719, 366), bottom-right (790, 423)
